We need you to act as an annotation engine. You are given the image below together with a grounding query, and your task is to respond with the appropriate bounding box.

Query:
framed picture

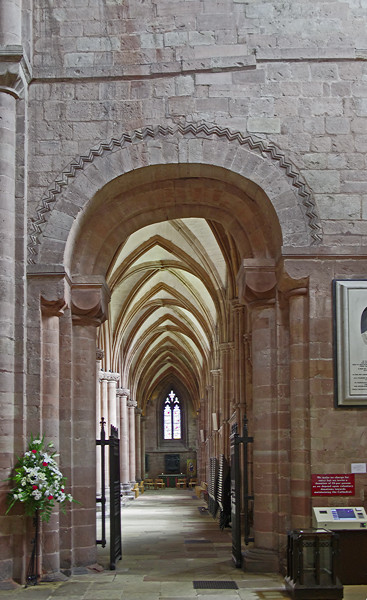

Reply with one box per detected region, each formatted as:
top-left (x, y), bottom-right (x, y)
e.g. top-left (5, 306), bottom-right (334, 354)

top-left (333, 280), bottom-right (367, 407)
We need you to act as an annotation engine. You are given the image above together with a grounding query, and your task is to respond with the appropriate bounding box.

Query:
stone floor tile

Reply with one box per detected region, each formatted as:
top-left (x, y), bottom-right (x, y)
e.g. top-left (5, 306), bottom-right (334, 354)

top-left (3, 491), bottom-right (367, 600)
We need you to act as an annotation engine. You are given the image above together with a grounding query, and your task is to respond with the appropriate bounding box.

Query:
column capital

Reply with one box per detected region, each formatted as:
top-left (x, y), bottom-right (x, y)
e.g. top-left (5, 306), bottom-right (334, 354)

top-left (237, 259), bottom-right (277, 304)
top-left (71, 278), bottom-right (110, 326)
top-left (96, 348), bottom-right (104, 361)
top-left (277, 258), bottom-right (309, 294)
top-left (27, 268), bottom-right (71, 315)
top-left (116, 387), bottom-right (130, 398)
top-left (127, 398), bottom-right (137, 409)
top-left (99, 370), bottom-right (120, 383)
top-left (0, 46), bottom-right (32, 98)
top-left (283, 287), bottom-right (308, 300)
top-left (41, 297), bottom-right (68, 318)
top-left (219, 342), bottom-right (234, 353)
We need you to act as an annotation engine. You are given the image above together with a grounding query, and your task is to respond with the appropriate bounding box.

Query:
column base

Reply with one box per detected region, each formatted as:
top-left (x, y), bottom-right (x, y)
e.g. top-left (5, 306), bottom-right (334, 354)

top-left (41, 571), bottom-right (69, 582)
top-left (0, 579), bottom-right (21, 590)
top-left (120, 482), bottom-right (135, 501)
top-left (242, 547), bottom-right (279, 572)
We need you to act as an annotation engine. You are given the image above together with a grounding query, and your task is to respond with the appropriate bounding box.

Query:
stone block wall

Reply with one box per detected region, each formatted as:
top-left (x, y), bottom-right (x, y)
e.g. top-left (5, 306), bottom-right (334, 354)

top-left (27, 0), bottom-right (367, 252)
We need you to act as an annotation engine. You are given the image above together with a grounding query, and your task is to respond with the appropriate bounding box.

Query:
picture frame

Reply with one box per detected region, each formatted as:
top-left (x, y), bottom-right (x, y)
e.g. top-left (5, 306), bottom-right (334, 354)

top-left (333, 279), bottom-right (367, 407)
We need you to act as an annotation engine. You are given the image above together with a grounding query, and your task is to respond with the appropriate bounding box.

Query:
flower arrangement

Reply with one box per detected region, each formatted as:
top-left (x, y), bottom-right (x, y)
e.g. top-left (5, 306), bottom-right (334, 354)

top-left (6, 435), bottom-right (74, 522)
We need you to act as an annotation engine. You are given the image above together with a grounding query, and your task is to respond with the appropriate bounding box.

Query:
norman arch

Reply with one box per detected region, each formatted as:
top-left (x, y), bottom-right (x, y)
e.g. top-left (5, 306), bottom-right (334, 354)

top-left (24, 123), bottom-right (319, 579)
top-left (28, 123), bottom-right (322, 270)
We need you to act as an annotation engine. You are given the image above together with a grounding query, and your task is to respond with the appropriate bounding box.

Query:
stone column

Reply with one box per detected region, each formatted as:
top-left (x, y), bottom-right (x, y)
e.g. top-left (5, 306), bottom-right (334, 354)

top-left (237, 259), bottom-right (279, 572)
top-left (135, 408), bottom-right (142, 481)
top-left (128, 398), bottom-right (137, 484)
top-left (141, 416), bottom-right (146, 479)
top-left (25, 271), bottom-right (71, 581)
top-left (70, 279), bottom-right (110, 568)
top-left (117, 388), bottom-right (130, 492)
top-left (0, 10), bottom-right (28, 583)
top-left (100, 376), bottom-right (108, 428)
top-left (210, 370), bottom-right (221, 456)
top-left (39, 297), bottom-right (67, 579)
top-left (99, 371), bottom-right (120, 433)
top-left (107, 373), bottom-right (120, 428)
top-left (286, 288), bottom-right (310, 529)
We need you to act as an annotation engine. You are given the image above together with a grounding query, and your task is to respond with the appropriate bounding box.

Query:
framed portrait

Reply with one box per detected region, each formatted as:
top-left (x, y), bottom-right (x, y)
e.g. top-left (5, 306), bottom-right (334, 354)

top-left (333, 279), bottom-right (367, 407)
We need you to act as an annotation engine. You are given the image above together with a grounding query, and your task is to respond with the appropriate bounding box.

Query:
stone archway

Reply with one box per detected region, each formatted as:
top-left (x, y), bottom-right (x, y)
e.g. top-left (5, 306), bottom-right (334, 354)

top-left (25, 123), bottom-right (318, 577)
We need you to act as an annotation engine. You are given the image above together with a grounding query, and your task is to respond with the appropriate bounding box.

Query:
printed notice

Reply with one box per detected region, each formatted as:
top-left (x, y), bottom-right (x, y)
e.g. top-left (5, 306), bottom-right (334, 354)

top-left (311, 474), bottom-right (355, 496)
top-left (351, 359), bottom-right (367, 394)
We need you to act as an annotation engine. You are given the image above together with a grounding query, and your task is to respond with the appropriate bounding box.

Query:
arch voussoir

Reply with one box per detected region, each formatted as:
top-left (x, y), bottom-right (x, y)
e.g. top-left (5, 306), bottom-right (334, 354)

top-left (28, 123), bottom-right (322, 267)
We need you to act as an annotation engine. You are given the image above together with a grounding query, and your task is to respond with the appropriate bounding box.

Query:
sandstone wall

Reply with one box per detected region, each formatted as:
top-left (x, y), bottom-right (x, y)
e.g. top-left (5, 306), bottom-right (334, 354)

top-left (28, 0), bottom-right (367, 251)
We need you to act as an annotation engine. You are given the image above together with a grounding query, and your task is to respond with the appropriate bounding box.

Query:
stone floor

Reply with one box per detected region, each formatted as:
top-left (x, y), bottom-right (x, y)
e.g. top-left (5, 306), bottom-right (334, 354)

top-left (1, 489), bottom-right (366, 599)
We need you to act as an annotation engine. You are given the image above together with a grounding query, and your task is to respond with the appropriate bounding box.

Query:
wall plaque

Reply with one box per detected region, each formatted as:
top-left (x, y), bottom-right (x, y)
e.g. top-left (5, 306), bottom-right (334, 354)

top-left (333, 280), bottom-right (367, 406)
top-left (311, 474), bottom-right (355, 496)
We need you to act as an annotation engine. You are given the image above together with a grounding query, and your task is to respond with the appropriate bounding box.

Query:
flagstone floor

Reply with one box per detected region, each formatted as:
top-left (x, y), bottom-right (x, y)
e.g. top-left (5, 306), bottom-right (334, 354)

top-left (1, 489), bottom-right (366, 599)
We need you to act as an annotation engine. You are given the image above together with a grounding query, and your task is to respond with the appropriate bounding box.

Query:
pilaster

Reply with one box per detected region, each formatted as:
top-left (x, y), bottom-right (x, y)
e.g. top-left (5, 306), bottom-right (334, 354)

top-left (237, 259), bottom-right (279, 572)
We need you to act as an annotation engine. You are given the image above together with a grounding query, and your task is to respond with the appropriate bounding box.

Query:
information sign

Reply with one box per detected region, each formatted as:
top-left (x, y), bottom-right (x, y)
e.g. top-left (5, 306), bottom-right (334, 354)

top-left (311, 474), bottom-right (355, 496)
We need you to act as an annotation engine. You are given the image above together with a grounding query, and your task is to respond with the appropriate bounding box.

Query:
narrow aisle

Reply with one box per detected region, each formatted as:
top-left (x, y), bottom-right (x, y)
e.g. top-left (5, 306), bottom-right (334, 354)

top-left (108, 488), bottom-right (285, 599)
top-left (2, 490), bottom-right (366, 599)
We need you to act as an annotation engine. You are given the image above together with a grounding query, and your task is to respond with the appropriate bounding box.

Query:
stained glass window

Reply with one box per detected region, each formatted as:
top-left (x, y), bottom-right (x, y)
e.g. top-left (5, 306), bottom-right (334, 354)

top-left (163, 390), bottom-right (181, 440)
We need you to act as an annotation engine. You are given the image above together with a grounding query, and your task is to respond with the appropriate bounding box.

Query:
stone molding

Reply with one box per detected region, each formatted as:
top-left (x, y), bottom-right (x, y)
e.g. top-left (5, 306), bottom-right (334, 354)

top-left (127, 398), bottom-right (137, 408)
top-left (27, 123), bottom-right (322, 263)
top-left (99, 370), bottom-right (120, 383)
top-left (116, 387), bottom-right (130, 398)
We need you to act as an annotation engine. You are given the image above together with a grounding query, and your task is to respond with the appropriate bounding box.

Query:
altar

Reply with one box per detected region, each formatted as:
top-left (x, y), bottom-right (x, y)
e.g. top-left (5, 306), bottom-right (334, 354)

top-left (161, 473), bottom-right (186, 487)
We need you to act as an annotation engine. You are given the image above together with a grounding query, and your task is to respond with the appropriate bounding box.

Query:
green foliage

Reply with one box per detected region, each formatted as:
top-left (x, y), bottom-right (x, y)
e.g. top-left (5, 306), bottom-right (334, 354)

top-left (6, 434), bottom-right (75, 522)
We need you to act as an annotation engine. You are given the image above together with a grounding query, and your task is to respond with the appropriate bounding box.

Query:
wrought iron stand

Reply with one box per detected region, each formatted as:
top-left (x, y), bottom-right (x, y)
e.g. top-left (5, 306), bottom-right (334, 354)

top-left (26, 510), bottom-right (39, 586)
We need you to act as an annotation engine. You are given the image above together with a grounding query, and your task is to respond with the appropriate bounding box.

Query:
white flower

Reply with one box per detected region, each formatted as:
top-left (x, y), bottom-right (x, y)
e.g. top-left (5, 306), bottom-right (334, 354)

top-left (33, 439), bottom-right (42, 445)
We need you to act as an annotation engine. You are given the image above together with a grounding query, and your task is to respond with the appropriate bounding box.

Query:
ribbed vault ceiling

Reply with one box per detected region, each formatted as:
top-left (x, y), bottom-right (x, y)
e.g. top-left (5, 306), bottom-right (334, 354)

top-left (102, 217), bottom-right (239, 413)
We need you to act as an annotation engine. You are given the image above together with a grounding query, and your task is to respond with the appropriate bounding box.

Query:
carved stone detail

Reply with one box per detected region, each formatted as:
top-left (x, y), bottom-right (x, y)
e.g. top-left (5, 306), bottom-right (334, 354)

top-left (116, 388), bottom-right (130, 398)
top-left (28, 270), bottom-right (71, 317)
top-left (0, 46), bottom-right (32, 98)
top-left (41, 297), bottom-right (68, 318)
top-left (99, 370), bottom-right (120, 383)
top-left (219, 342), bottom-right (235, 354)
top-left (237, 259), bottom-right (277, 304)
top-left (27, 123), bottom-right (322, 263)
top-left (71, 281), bottom-right (110, 327)
top-left (127, 398), bottom-right (137, 408)
top-left (96, 348), bottom-right (104, 361)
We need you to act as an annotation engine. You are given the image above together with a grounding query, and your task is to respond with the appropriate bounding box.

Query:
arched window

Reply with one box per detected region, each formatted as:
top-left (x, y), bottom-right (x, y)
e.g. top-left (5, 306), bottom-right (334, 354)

top-left (163, 390), bottom-right (181, 440)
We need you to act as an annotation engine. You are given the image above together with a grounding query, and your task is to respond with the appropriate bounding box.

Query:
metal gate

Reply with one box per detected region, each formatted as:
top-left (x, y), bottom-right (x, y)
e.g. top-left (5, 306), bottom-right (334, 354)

top-left (96, 418), bottom-right (122, 570)
top-left (230, 417), bottom-right (254, 568)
